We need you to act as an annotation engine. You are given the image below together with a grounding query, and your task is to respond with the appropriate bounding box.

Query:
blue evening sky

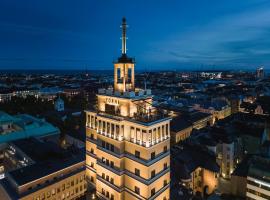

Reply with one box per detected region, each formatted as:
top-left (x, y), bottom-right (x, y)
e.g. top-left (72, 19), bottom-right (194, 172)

top-left (0, 0), bottom-right (270, 70)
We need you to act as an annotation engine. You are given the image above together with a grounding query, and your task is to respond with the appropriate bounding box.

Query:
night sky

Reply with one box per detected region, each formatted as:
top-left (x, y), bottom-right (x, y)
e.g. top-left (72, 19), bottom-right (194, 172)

top-left (0, 0), bottom-right (270, 70)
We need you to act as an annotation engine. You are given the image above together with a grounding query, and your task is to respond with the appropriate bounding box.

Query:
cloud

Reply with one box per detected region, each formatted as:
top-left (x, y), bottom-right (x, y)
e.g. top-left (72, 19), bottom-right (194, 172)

top-left (144, 3), bottom-right (270, 68)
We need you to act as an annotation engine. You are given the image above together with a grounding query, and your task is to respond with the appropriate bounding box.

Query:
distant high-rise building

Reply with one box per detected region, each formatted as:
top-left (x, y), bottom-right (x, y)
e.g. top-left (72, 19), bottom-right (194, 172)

top-left (256, 67), bottom-right (264, 79)
top-left (85, 18), bottom-right (171, 200)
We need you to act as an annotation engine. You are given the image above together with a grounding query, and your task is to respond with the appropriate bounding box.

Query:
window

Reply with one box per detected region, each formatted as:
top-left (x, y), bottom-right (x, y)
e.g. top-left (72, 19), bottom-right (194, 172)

top-left (151, 152), bottom-right (155, 160)
top-left (111, 194), bottom-right (114, 200)
top-left (110, 161), bottom-right (114, 168)
top-left (135, 168), bottom-right (140, 176)
top-left (151, 188), bottom-right (155, 196)
top-left (135, 186), bottom-right (140, 195)
top-left (164, 163), bottom-right (168, 170)
top-left (164, 146), bottom-right (167, 152)
top-left (111, 145), bottom-right (114, 152)
top-left (106, 191), bottom-right (109, 197)
top-left (102, 173), bottom-right (105, 179)
top-left (135, 150), bottom-right (140, 158)
top-left (102, 188), bottom-right (105, 195)
top-left (151, 170), bottom-right (156, 178)
top-left (164, 180), bottom-right (168, 186)
top-left (110, 178), bottom-right (114, 184)
top-left (106, 175), bottom-right (109, 181)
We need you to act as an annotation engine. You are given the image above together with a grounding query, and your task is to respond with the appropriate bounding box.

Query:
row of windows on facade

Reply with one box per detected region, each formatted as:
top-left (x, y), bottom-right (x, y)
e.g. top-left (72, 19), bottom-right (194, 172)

top-left (100, 180), bottom-right (169, 200)
top-left (34, 183), bottom-right (86, 200)
top-left (99, 140), bottom-right (168, 156)
top-left (28, 174), bottom-right (85, 191)
top-left (95, 139), bottom-right (168, 160)
top-left (97, 159), bottom-right (168, 185)
top-left (247, 188), bottom-right (270, 199)
top-left (101, 188), bottom-right (115, 200)
top-left (134, 163), bottom-right (168, 178)
top-left (247, 179), bottom-right (270, 191)
top-left (134, 179), bottom-right (168, 197)
top-left (96, 146), bottom-right (168, 170)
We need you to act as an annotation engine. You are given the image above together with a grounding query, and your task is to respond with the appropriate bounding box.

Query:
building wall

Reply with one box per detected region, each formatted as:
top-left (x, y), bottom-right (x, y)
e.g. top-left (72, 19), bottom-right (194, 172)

top-left (219, 142), bottom-right (234, 179)
top-left (246, 176), bottom-right (270, 200)
top-left (202, 169), bottom-right (218, 195)
top-left (171, 126), bottom-right (192, 144)
top-left (85, 110), bottom-right (171, 200)
top-left (20, 170), bottom-right (86, 200)
top-left (231, 175), bottom-right (247, 197)
top-left (0, 169), bottom-right (86, 200)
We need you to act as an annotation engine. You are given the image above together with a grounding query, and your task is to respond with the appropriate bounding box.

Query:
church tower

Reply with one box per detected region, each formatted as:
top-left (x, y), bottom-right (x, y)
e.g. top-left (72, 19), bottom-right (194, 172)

top-left (86, 18), bottom-right (171, 200)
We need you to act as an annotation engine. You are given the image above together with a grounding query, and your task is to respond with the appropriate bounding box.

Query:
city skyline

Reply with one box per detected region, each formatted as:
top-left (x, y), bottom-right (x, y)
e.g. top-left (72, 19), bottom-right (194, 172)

top-left (1, 0), bottom-right (270, 70)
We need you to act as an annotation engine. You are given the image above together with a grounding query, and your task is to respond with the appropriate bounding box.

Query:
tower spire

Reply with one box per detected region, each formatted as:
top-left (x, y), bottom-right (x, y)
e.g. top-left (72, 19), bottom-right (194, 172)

top-left (121, 17), bottom-right (127, 55)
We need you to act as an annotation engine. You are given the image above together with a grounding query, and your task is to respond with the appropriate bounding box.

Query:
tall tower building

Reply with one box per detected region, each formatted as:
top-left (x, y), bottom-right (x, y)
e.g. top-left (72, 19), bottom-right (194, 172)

top-left (85, 18), bottom-right (171, 200)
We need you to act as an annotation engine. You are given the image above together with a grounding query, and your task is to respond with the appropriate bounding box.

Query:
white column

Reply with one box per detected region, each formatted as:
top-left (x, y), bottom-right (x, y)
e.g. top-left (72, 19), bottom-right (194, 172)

top-left (151, 129), bottom-right (154, 145)
top-left (155, 128), bottom-right (159, 143)
top-left (139, 129), bottom-right (142, 145)
top-left (100, 120), bottom-right (103, 134)
top-left (88, 115), bottom-right (91, 127)
top-left (105, 121), bottom-right (108, 136)
top-left (168, 123), bottom-right (170, 138)
top-left (114, 124), bottom-right (116, 139)
top-left (97, 120), bottom-right (99, 133)
top-left (119, 125), bottom-right (124, 141)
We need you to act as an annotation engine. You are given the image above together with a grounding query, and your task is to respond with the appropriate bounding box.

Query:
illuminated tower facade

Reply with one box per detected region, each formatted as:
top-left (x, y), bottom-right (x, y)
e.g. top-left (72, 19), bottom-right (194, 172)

top-left (86, 18), bottom-right (171, 200)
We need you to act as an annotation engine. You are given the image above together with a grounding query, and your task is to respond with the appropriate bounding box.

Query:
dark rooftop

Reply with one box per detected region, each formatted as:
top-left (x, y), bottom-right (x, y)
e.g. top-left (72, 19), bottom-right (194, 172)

top-left (9, 138), bottom-right (85, 186)
top-left (172, 143), bottom-right (220, 180)
top-left (232, 155), bottom-right (252, 177)
top-left (170, 111), bottom-right (211, 132)
top-left (116, 54), bottom-right (135, 63)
